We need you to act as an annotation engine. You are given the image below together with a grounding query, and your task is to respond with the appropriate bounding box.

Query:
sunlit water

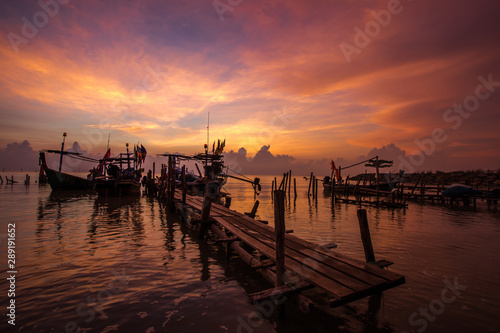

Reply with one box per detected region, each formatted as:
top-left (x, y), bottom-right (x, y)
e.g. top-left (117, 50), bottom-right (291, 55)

top-left (1, 172), bottom-right (499, 333)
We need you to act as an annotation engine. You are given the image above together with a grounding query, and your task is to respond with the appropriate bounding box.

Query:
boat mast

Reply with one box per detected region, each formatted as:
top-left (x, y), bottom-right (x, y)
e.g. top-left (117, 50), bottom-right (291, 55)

top-left (59, 132), bottom-right (67, 172)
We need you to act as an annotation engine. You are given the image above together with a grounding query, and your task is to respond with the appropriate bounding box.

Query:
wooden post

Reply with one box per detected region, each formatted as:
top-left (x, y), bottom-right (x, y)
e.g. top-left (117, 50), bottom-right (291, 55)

top-left (271, 180), bottom-right (274, 197)
top-left (152, 162), bottom-right (155, 179)
top-left (283, 172), bottom-right (287, 193)
top-left (169, 159), bottom-right (176, 211)
top-left (198, 196), bottom-right (213, 239)
top-left (181, 165), bottom-right (186, 205)
top-left (273, 190), bottom-right (286, 317)
top-left (246, 200), bottom-right (260, 218)
top-left (293, 178), bottom-right (297, 199)
top-left (411, 175), bottom-right (421, 195)
top-left (357, 209), bottom-right (375, 263)
top-left (288, 170), bottom-right (292, 198)
top-left (167, 156), bottom-right (173, 208)
top-left (311, 174), bottom-right (315, 198)
top-left (344, 175), bottom-right (350, 196)
top-left (307, 172), bottom-right (313, 196)
top-left (274, 177), bottom-right (277, 191)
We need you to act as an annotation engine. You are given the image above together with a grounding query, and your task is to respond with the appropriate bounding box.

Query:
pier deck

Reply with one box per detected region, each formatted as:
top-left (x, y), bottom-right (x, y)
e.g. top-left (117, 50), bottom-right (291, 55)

top-left (174, 190), bottom-right (405, 307)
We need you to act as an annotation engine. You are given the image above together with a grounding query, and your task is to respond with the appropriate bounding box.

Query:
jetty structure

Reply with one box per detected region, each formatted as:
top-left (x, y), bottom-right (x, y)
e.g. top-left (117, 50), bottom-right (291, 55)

top-left (147, 148), bottom-right (406, 315)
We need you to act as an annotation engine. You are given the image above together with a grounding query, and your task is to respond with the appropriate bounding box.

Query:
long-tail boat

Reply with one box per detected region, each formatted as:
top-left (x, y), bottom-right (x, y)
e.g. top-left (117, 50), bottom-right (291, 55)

top-left (39, 152), bottom-right (96, 190)
top-left (93, 144), bottom-right (144, 196)
top-left (39, 133), bottom-right (98, 190)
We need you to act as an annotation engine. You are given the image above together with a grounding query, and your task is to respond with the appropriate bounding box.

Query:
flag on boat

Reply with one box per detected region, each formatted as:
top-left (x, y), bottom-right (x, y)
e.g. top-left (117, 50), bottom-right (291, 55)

top-left (135, 144), bottom-right (147, 165)
top-left (213, 139), bottom-right (225, 155)
top-left (97, 148), bottom-right (111, 174)
top-left (331, 159), bottom-right (340, 180)
top-left (330, 160), bottom-right (336, 171)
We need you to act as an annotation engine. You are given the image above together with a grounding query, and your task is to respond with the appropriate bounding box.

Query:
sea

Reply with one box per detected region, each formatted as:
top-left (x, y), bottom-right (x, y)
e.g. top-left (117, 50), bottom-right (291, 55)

top-left (0, 171), bottom-right (499, 333)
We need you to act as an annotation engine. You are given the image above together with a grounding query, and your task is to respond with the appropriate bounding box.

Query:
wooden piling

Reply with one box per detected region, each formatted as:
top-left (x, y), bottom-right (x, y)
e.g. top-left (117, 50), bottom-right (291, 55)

top-left (288, 170), bottom-right (292, 198)
top-left (181, 165), bottom-right (186, 205)
top-left (273, 189), bottom-right (286, 317)
top-left (245, 200), bottom-right (260, 219)
top-left (152, 162), bottom-right (155, 179)
top-left (357, 209), bottom-right (375, 263)
top-left (344, 175), bottom-right (350, 196)
top-left (284, 172), bottom-right (288, 191)
top-left (307, 173), bottom-right (312, 196)
top-left (293, 178), bottom-right (297, 199)
top-left (198, 196), bottom-right (213, 239)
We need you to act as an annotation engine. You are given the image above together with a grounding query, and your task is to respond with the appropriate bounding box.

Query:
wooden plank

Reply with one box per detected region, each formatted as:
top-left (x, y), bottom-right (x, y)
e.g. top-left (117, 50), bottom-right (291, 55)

top-left (177, 191), bottom-right (405, 303)
top-left (214, 216), bottom-right (378, 296)
top-left (224, 215), bottom-right (389, 289)
top-left (180, 190), bottom-right (403, 285)
top-left (224, 213), bottom-right (400, 286)
top-left (249, 280), bottom-right (312, 303)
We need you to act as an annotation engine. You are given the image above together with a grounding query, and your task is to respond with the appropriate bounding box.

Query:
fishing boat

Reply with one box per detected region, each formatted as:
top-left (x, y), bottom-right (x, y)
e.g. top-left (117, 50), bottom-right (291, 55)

top-left (39, 152), bottom-right (95, 190)
top-left (442, 184), bottom-right (483, 197)
top-left (94, 144), bottom-right (145, 196)
top-left (155, 140), bottom-right (260, 202)
top-left (39, 133), bottom-right (97, 190)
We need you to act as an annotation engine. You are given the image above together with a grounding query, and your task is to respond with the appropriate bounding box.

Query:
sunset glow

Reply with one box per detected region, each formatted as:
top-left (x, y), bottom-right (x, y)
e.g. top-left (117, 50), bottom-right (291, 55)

top-left (1, 0), bottom-right (499, 172)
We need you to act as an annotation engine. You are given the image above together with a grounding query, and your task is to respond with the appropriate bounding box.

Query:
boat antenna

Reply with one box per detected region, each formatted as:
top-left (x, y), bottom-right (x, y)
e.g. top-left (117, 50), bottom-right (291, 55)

top-left (106, 133), bottom-right (110, 151)
top-left (207, 111), bottom-right (210, 151)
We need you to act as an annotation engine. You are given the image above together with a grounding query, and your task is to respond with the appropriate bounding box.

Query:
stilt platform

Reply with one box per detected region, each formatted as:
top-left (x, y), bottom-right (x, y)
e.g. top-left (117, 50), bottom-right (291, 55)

top-left (173, 190), bottom-right (405, 308)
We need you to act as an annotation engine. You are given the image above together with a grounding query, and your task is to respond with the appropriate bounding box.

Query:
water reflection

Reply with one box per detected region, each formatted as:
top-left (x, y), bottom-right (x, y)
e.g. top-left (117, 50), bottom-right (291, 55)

top-left (88, 195), bottom-right (145, 248)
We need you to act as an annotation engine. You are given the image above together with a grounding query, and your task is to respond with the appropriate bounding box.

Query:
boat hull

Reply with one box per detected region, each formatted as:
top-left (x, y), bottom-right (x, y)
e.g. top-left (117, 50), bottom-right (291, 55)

top-left (94, 178), bottom-right (141, 196)
top-left (43, 165), bottom-right (94, 190)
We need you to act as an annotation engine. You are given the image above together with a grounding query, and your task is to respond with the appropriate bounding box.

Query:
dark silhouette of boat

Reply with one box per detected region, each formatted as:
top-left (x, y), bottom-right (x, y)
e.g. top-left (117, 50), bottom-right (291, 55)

top-left (94, 148), bottom-right (143, 196)
top-left (39, 152), bottom-right (95, 190)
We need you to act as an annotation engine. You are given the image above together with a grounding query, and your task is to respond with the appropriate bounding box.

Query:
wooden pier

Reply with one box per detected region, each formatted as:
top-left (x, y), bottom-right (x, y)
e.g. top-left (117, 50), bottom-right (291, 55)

top-left (171, 188), bottom-right (405, 310)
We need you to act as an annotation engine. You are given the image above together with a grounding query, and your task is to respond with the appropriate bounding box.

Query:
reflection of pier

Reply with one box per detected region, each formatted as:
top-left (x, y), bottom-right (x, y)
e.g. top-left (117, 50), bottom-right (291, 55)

top-left (171, 188), bottom-right (405, 311)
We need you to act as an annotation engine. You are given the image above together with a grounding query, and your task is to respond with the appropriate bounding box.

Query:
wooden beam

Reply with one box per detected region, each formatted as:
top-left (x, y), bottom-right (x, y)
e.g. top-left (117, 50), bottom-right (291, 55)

top-left (357, 209), bottom-right (376, 263)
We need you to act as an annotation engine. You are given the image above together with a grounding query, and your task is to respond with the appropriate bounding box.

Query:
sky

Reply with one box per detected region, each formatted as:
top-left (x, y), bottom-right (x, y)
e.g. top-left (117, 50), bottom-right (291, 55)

top-left (0, 0), bottom-right (499, 175)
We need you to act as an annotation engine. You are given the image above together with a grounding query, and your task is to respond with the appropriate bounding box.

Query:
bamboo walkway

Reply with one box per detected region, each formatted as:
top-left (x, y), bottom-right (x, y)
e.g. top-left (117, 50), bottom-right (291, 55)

top-left (174, 189), bottom-right (405, 308)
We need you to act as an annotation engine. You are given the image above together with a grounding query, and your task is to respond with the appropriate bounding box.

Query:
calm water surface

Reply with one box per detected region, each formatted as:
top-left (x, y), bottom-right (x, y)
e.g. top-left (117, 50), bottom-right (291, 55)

top-left (1, 172), bottom-right (499, 333)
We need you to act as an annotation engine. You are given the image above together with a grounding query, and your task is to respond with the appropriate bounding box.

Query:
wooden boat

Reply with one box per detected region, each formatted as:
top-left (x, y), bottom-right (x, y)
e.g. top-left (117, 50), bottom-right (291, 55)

top-left (39, 152), bottom-right (95, 190)
top-left (442, 184), bottom-right (483, 197)
top-left (94, 151), bottom-right (143, 196)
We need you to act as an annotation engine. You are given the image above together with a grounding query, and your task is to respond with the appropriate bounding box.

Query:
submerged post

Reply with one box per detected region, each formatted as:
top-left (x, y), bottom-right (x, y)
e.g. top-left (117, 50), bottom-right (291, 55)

top-left (357, 209), bottom-right (375, 263)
